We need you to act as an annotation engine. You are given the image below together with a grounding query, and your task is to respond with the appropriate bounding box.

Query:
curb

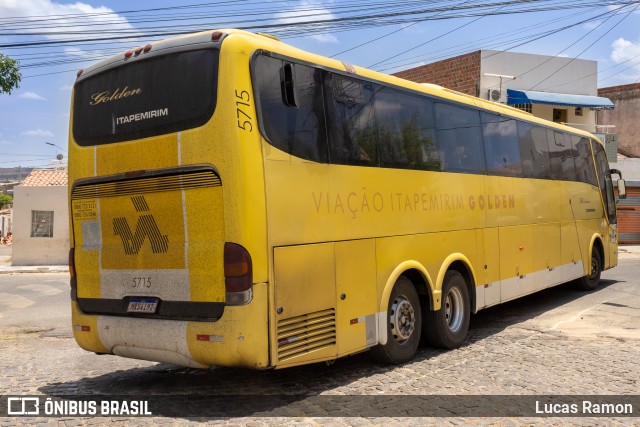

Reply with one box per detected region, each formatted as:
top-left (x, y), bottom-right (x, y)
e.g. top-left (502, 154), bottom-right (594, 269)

top-left (0, 267), bottom-right (69, 274)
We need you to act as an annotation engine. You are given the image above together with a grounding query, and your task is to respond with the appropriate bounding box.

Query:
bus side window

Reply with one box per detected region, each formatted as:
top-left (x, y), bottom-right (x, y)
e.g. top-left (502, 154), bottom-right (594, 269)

top-left (254, 55), bottom-right (328, 162)
top-left (375, 86), bottom-right (440, 171)
top-left (325, 74), bottom-right (377, 166)
top-left (548, 130), bottom-right (576, 181)
top-left (592, 140), bottom-right (616, 224)
top-left (518, 123), bottom-right (552, 179)
top-left (574, 136), bottom-right (597, 186)
top-left (435, 102), bottom-right (486, 174)
top-left (482, 112), bottom-right (521, 177)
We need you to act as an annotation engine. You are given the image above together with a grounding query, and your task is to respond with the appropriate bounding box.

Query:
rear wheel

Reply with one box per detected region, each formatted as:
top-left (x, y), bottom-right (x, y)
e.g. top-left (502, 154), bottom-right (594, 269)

top-left (576, 246), bottom-right (602, 291)
top-left (371, 277), bottom-right (422, 364)
top-left (423, 270), bottom-right (470, 349)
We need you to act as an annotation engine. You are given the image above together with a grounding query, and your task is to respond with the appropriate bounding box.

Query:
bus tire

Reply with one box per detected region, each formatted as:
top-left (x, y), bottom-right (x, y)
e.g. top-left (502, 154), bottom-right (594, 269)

top-left (423, 270), bottom-right (470, 349)
top-left (371, 276), bottom-right (422, 364)
top-left (576, 246), bottom-right (602, 291)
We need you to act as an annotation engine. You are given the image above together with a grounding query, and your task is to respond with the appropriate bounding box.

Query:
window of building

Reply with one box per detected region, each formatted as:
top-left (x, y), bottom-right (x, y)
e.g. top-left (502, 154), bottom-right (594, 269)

top-left (31, 210), bottom-right (54, 238)
top-left (514, 103), bottom-right (532, 114)
top-left (575, 107), bottom-right (583, 117)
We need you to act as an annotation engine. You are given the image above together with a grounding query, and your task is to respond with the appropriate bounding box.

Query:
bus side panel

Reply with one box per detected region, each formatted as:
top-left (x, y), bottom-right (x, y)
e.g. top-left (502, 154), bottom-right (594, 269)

top-left (375, 230), bottom-right (480, 304)
top-left (335, 239), bottom-right (377, 357)
top-left (272, 243), bottom-right (337, 368)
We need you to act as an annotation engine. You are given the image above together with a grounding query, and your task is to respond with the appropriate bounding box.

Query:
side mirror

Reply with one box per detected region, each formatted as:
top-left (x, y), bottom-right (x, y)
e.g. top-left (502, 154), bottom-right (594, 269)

top-left (609, 169), bottom-right (626, 200)
top-left (617, 179), bottom-right (627, 200)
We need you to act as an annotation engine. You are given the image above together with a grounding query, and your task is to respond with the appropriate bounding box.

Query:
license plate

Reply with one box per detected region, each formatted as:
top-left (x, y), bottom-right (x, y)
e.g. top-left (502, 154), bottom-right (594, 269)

top-left (127, 298), bottom-right (158, 313)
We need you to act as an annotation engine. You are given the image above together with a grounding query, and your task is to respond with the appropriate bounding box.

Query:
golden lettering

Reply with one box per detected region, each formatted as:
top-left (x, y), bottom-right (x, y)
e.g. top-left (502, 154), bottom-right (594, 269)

top-left (89, 86), bottom-right (143, 106)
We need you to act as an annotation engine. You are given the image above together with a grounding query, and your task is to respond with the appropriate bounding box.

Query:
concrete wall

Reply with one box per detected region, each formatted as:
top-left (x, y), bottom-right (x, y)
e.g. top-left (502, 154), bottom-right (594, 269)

top-left (479, 50), bottom-right (599, 102)
top-left (615, 158), bottom-right (640, 181)
top-left (597, 83), bottom-right (640, 158)
top-left (393, 51), bottom-right (481, 96)
top-left (12, 185), bottom-right (69, 265)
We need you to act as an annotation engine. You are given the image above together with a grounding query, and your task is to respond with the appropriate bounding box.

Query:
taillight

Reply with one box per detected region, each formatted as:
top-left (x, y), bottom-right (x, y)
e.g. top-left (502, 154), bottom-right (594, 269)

top-left (76, 69), bottom-right (83, 78)
top-left (211, 31), bottom-right (223, 41)
top-left (124, 50), bottom-right (133, 58)
top-left (69, 248), bottom-right (77, 301)
top-left (224, 242), bottom-right (252, 305)
top-left (69, 247), bottom-right (76, 278)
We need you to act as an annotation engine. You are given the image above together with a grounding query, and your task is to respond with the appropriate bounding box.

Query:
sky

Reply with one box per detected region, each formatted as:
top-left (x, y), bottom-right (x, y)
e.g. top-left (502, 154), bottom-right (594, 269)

top-left (1, 0), bottom-right (640, 170)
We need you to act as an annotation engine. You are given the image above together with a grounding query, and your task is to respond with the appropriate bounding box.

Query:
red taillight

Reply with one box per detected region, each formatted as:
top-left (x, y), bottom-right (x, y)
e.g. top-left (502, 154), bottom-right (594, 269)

top-left (69, 248), bottom-right (76, 277)
top-left (211, 31), bottom-right (223, 41)
top-left (224, 242), bottom-right (252, 293)
top-left (124, 50), bottom-right (133, 58)
top-left (143, 44), bottom-right (152, 53)
top-left (134, 47), bottom-right (143, 55)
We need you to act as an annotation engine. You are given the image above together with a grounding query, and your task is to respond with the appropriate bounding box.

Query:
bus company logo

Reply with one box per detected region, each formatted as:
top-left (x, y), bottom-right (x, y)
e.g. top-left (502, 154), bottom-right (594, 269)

top-left (113, 195), bottom-right (169, 255)
top-left (90, 86), bottom-right (142, 105)
top-left (7, 397), bottom-right (40, 415)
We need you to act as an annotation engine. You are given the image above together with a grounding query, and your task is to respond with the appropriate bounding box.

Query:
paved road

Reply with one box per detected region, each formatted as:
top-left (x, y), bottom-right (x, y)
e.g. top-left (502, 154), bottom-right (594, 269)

top-left (1, 259), bottom-right (639, 425)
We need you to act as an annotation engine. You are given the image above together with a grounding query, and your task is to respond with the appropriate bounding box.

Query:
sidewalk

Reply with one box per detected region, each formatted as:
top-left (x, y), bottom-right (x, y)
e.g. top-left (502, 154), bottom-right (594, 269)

top-left (0, 255), bottom-right (69, 274)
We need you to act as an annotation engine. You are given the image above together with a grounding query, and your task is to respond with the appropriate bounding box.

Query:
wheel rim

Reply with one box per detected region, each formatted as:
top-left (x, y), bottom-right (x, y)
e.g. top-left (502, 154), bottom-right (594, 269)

top-left (445, 287), bottom-right (464, 333)
top-left (390, 294), bottom-right (415, 343)
top-left (589, 253), bottom-right (600, 280)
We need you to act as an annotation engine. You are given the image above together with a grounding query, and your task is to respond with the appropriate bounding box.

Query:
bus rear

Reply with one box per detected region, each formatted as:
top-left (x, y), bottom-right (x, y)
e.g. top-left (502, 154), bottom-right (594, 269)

top-left (68, 30), bottom-right (270, 369)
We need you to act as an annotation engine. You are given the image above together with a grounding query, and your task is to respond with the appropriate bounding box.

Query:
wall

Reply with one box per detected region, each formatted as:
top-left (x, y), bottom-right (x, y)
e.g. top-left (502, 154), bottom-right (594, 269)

top-left (597, 83), bottom-right (640, 158)
top-left (392, 51), bottom-right (481, 96)
top-left (531, 104), bottom-right (597, 133)
top-left (12, 185), bottom-right (69, 265)
top-left (479, 50), bottom-right (599, 103)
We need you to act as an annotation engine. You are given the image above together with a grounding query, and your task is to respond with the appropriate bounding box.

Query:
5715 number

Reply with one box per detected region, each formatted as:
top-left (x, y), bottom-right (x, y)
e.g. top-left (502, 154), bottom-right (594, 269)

top-left (235, 90), bottom-right (253, 132)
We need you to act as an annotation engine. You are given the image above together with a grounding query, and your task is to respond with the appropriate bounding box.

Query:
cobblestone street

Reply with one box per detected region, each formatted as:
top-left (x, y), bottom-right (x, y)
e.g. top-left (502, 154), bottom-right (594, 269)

top-left (1, 255), bottom-right (639, 425)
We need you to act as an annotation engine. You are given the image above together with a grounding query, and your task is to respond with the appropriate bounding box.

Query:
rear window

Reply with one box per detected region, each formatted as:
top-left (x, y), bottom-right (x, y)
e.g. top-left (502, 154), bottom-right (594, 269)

top-left (73, 48), bottom-right (218, 146)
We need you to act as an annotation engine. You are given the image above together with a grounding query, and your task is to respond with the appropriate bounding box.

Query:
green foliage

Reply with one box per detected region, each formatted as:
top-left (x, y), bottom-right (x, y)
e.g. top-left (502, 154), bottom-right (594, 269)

top-left (0, 54), bottom-right (21, 95)
top-left (0, 194), bottom-right (13, 209)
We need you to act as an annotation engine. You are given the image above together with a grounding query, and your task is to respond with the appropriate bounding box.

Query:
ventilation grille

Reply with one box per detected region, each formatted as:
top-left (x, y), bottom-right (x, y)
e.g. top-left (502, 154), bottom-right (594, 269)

top-left (277, 308), bottom-right (336, 362)
top-left (71, 171), bottom-right (221, 200)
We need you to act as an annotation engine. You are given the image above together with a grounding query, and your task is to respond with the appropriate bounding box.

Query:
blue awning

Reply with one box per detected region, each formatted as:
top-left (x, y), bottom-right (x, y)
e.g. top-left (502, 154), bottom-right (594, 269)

top-left (506, 89), bottom-right (614, 109)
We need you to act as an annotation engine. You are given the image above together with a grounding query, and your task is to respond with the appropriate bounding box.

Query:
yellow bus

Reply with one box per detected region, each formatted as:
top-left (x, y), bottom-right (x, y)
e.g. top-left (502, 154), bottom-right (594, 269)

top-left (69, 29), bottom-right (626, 369)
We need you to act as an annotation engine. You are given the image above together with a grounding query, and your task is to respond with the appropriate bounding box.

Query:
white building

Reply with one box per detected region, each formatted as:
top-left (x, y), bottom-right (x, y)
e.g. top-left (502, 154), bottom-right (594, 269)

top-left (12, 169), bottom-right (69, 265)
top-left (394, 50), bottom-right (614, 134)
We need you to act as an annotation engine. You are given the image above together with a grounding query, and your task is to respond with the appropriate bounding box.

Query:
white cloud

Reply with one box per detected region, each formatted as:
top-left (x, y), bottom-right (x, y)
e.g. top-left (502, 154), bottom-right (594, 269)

top-left (21, 129), bottom-right (54, 137)
top-left (19, 91), bottom-right (47, 100)
top-left (611, 37), bottom-right (640, 62)
top-left (610, 37), bottom-right (640, 79)
top-left (0, 140), bottom-right (13, 146)
top-left (0, 0), bottom-right (137, 42)
top-left (59, 84), bottom-right (73, 91)
top-left (274, 1), bottom-right (338, 43)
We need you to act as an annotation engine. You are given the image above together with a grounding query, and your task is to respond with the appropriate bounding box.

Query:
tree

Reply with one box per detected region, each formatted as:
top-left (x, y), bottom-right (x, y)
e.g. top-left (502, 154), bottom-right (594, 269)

top-left (0, 54), bottom-right (21, 95)
top-left (0, 194), bottom-right (13, 209)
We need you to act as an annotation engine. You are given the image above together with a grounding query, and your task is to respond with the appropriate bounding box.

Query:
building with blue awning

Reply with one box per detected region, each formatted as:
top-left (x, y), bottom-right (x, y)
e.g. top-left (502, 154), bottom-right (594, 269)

top-left (394, 50), bottom-right (614, 134)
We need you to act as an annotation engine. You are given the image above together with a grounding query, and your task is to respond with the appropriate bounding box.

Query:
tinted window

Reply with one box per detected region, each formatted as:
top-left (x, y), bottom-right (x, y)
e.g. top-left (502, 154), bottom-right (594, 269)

top-left (518, 123), bottom-right (552, 179)
top-left (73, 48), bottom-right (218, 146)
top-left (482, 113), bottom-right (521, 177)
top-left (375, 87), bottom-right (440, 170)
top-left (325, 74), bottom-right (377, 166)
top-left (592, 140), bottom-right (616, 223)
top-left (548, 130), bottom-right (576, 181)
top-left (573, 136), bottom-right (597, 186)
top-left (435, 103), bottom-right (485, 173)
top-left (254, 55), bottom-right (327, 162)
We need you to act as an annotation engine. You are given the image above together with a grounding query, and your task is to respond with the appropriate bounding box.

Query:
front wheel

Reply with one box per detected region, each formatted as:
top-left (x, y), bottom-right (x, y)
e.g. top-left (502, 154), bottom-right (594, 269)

top-left (576, 246), bottom-right (602, 291)
top-left (423, 270), bottom-right (470, 349)
top-left (371, 277), bottom-right (422, 364)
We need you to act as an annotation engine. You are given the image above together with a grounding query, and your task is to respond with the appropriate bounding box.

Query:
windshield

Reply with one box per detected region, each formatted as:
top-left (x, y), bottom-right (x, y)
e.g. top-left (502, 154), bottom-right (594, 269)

top-left (73, 47), bottom-right (218, 146)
